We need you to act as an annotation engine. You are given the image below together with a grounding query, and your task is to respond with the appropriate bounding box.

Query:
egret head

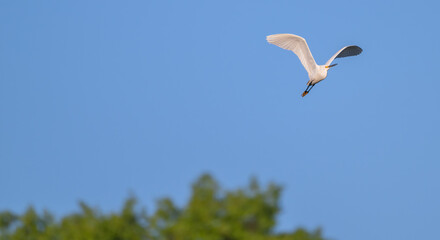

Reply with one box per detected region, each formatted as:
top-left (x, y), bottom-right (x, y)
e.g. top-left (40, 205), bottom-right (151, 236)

top-left (325, 63), bottom-right (338, 70)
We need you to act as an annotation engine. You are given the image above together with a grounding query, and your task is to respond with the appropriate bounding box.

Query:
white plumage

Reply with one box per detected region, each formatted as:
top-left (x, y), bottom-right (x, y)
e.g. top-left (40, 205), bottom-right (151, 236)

top-left (266, 33), bottom-right (362, 97)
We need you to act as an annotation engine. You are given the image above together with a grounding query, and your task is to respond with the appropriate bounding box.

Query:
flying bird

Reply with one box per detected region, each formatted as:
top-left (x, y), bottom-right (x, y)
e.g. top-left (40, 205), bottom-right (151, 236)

top-left (266, 34), bottom-right (362, 97)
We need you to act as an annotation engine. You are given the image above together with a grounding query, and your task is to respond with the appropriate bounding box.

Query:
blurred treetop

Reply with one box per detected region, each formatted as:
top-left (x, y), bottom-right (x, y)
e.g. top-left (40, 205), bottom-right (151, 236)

top-left (0, 174), bottom-right (325, 240)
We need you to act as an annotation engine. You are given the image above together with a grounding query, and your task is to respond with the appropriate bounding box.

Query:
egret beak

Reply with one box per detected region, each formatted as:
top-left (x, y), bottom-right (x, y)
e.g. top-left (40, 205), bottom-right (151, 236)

top-left (326, 64), bottom-right (338, 69)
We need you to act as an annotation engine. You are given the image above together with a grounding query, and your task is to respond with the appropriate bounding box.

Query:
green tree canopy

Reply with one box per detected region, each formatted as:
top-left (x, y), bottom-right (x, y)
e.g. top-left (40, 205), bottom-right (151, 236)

top-left (0, 174), bottom-right (325, 240)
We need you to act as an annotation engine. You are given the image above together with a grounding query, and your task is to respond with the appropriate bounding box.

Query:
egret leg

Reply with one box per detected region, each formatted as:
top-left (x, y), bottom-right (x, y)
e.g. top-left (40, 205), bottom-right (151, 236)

top-left (302, 85), bottom-right (310, 97)
top-left (301, 84), bottom-right (315, 97)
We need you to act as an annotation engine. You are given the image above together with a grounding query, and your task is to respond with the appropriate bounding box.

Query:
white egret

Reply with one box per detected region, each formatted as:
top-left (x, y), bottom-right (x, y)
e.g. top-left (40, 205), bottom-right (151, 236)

top-left (266, 33), bottom-right (362, 97)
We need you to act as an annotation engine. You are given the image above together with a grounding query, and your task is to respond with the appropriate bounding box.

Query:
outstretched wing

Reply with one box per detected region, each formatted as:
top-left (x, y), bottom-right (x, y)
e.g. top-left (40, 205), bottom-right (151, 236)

top-left (266, 34), bottom-right (318, 75)
top-left (325, 45), bottom-right (362, 66)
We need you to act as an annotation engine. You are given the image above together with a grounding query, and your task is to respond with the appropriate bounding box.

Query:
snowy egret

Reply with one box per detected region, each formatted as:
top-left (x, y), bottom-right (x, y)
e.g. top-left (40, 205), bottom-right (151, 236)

top-left (266, 34), bottom-right (362, 97)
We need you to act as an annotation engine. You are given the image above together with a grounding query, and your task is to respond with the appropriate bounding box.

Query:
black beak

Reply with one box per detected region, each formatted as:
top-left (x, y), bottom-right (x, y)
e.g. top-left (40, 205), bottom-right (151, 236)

top-left (329, 63), bottom-right (338, 68)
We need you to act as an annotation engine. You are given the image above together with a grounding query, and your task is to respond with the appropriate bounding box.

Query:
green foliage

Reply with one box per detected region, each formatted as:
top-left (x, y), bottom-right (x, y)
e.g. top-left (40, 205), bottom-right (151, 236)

top-left (0, 174), bottom-right (325, 240)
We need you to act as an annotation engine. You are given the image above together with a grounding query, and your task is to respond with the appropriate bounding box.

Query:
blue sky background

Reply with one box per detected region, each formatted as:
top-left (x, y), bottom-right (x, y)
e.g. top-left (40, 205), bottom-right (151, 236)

top-left (1, 1), bottom-right (439, 240)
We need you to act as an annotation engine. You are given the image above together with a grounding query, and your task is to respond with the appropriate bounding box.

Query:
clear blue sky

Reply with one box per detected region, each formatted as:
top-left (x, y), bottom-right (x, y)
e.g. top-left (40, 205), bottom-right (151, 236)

top-left (1, 1), bottom-right (439, 240)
